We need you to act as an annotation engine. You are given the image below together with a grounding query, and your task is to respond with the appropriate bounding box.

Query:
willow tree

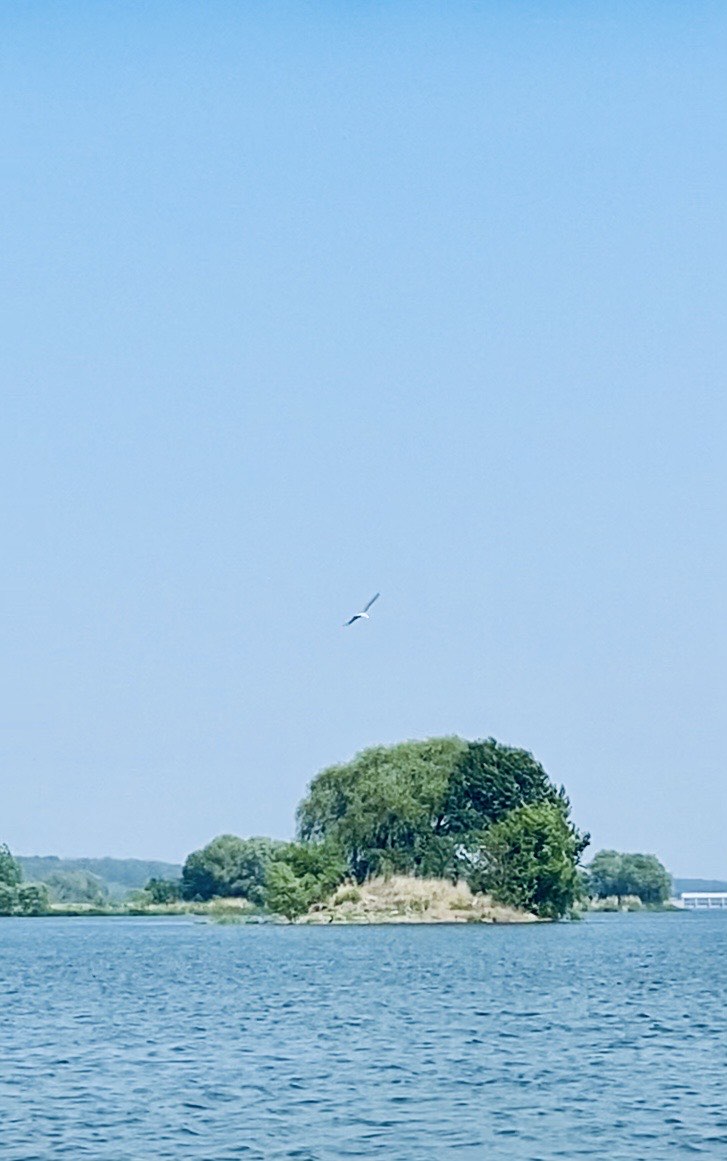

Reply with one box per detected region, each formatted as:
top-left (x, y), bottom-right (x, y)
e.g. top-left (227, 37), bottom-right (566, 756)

top-left (297, 737), bottom-right (466, 882)
top-left (296, 736), bottom-right (586, 895)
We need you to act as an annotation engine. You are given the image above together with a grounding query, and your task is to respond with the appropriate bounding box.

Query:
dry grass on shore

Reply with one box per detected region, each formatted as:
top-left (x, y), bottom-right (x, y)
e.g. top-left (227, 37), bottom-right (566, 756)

top-left (301, 875), bottom-right (538, 925)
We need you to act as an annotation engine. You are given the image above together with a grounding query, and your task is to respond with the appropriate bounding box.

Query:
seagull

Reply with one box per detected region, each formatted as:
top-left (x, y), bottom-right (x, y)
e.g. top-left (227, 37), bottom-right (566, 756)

top-left (343, 592), bottom-right (380, 626)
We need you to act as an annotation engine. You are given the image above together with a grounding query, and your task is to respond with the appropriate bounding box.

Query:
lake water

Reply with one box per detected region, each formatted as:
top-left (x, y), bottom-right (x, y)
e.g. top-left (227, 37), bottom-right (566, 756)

top-left (1, 913), bottom-right (725, 1159)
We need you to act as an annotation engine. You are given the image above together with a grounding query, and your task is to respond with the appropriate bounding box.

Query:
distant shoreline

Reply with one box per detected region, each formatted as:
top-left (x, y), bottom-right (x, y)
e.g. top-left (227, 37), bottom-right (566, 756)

top-left (6, 876), bottom-right (545, 924)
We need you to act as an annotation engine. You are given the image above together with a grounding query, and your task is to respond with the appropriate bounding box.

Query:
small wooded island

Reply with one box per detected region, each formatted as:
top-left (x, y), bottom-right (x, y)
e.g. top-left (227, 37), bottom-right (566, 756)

top-left (1, 736), bottom-right (672, 921)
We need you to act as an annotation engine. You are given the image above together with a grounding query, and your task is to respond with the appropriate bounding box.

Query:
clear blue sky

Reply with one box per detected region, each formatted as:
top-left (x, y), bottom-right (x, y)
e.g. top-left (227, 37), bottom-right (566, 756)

top-left (2, 3), bottom-right (726, 875)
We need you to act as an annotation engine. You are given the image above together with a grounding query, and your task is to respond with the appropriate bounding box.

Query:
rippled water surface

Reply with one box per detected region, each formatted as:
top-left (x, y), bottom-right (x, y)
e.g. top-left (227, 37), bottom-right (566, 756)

top-left (2, 913), bottom-right (726, 1159)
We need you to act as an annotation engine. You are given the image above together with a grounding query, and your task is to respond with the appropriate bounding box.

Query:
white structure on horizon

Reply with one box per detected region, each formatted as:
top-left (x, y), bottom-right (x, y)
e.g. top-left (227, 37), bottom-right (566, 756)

top-left (681, 892), bottom-right (727, 910)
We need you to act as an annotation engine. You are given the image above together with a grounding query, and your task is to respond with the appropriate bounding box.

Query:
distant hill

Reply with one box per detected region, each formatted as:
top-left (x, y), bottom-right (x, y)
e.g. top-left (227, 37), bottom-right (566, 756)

top-left (672, 878), bottom-right (727, 896)
top-left (18, 856), bottom-right (182, 901)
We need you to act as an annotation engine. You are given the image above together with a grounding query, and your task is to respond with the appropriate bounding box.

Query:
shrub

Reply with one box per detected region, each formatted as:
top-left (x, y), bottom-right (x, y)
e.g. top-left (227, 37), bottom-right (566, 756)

top-left (264, 841), bottom-right (347, 920)
top-left (333, 886), bottom-right (361, 906)
top-left (264, 862), bottom-right (314, 920)
top-left (471, 801), bottom-right (587, 919)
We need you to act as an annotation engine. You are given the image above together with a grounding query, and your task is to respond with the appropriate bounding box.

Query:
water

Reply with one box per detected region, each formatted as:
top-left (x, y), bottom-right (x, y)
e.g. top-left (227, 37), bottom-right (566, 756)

top-left (1, 913), bottom-right (726, 1159)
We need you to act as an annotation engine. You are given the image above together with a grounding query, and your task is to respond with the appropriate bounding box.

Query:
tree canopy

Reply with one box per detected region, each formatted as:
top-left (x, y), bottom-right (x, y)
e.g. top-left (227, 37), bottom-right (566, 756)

top-left (585, 850), bottom-right (671, 905)
top-left (297, 737), bottom-right (467, 881)
top-left (144, 877), bottom-right (182, 904)
top-left (0, 844), bottom-right (49, 915)
top-left (443, 739), bottom-right (562, 834)
top-left (0, 843), bottom-right (22, 888)
top-left (469, 801), bottom-right (588, 919)
top-left (263, 841), bottom-right (346, 919)
top-left (181, 835), bottom-right (284, 903)
top-left (180, 833), bottom-right (345, 916)
top-left (2, 731), bottom-right (597, 921)
top-left (296, 736), bottom-right (586, 899)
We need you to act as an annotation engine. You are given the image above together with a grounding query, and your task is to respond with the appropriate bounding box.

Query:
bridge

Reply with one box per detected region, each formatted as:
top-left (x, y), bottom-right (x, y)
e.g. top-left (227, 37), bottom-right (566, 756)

top-left (681, 892), bottom-right (727, 910)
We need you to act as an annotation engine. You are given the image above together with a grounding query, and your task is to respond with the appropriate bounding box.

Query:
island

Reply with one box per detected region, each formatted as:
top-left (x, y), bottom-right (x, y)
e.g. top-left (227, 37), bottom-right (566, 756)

top-left (1, 735), bottom-right (673, 922)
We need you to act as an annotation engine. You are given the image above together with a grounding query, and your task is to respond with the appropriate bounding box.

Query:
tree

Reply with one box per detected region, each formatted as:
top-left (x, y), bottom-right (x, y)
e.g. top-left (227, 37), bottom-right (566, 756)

top-left (0, 881), bottom-right (49, 916)
top-left (443, 739), bottom-right (562, 833)
top-left (298, 737), bottom-right (467, 881)
top-left (15, 884), bottom-right (49, 916)
top-left (263, 840), bottom-right (346, 919)
top-left (264, 862), bottom-right (313, 921)
top-left (0, 884), bottom-right (17, 915)
top-left (181, 835), bottom-right (284, 903)
top-left (469, 801), bottom-right (589, 919)
top-left (625, 854), bottom-right (672, 904)
top-left (586, 850), bottom-right (671, 905)
top-left (0, 844), bottom-right (21, 888)
top-left (586, 850), bottom-right (630, 901)
top-left (296, 736), bottom-right (578, 885)
top-left (145, 877), bottom-right (181, 904)
top-left (272, 841), bottom-right (346, 896)
top-left (0, 844), bottom-right (33, 915)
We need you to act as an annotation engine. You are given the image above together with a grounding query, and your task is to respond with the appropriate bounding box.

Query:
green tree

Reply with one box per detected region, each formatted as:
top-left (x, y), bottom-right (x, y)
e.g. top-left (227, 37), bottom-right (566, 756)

top-left (0, 847), bottom-right (52, 914)
top-left (0, 883), bottom-right (17, 915)
top-left (15, 884), bottom-right (49, 916)
top-left (625, 854), bottom-right (671, 904)
top-left (585, 850), bottom-right (630, 900)
top-left (586, 850), bottom-right (671, 905)
top-left (470, 801), bottom-right (589, 919)
top-left (264, 862), bottom-right (313, 921)
top-left (181, 835), bottom-right (283, 903)
top-left (297, 737), bottom-right (468, 881)
top-left (263, 840), bottom-right (346, 919)
top-left (297, 736), bottom-right (577, 885)
top-left (0, 844), bottom-right (22, 888)
top-left (443, 739), bottom-right (562, 833)
top-left (273, 841), bottom-right (346, 896)
top-left (0, 881), bottom-right (50, 916)
top-left (145, 877), bottom-right (181, 904)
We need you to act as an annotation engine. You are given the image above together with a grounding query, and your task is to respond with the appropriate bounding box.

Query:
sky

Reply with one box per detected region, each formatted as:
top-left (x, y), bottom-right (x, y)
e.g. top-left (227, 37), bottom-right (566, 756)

top-left (2, 2), bottom-right (726, 875)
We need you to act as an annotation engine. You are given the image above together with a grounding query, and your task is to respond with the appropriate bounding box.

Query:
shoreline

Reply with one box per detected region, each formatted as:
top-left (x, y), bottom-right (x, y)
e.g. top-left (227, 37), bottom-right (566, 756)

top-left (4, 875), bottom-right (543, 924)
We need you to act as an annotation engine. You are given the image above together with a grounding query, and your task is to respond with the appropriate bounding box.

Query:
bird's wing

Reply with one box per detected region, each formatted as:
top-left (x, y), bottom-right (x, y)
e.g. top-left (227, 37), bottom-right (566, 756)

top-left (344, 614), bottom-right (360, 626)
top-left (363, 592), bottom-right (380, 613)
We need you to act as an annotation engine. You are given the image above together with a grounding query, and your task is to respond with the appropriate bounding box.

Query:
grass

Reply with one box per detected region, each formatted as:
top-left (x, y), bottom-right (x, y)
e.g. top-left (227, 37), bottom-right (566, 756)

top-left (304, 875), bottom-right (539, 925)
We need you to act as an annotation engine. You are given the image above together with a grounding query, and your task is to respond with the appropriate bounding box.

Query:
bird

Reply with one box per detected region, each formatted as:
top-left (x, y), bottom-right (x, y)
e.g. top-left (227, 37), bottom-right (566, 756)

top-left (343, 592), bottom-right (380, 626)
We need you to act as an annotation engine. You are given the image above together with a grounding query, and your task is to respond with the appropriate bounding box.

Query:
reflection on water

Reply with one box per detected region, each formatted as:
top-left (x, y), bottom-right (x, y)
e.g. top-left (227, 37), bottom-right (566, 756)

top-left (1, 913), bottom-right (726, 1159)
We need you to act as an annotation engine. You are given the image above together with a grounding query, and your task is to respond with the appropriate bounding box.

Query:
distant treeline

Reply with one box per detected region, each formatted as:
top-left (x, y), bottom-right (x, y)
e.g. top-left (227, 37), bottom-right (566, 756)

top-left (17, 856), bottom-right (182, 901)
top-left (673, 878), bottom-right (727, 895)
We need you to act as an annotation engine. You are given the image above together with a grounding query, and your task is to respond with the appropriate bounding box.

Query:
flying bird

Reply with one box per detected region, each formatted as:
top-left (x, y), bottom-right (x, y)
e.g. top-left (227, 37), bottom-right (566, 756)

top-left (343, 592), bottom-right (380, 626)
